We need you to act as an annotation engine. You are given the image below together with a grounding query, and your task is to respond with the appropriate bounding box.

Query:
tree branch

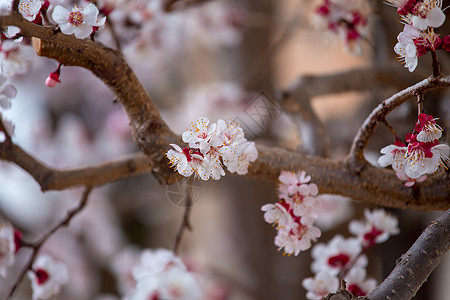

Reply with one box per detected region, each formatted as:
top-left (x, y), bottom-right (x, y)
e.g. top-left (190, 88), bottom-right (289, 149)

top-left (248, 145), bottom-right (449, 211)
top-left (1, 12), bottom-right (449, 211)
top-left (0, 139), bottom-right (152, 191)
top-left (349, 75), bottom-right (450, 167)
top-left (367, 209), bottom-right (450, 300)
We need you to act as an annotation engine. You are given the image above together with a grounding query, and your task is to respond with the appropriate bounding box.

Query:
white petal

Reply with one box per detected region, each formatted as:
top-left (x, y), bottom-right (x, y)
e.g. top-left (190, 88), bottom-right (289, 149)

top-left (411, 16), bottom-right (428, 31)
top-left (82, 4), bottom-right (100, 25)
top-left (59, 23), bottom-right (76, 35)
top-left (406, 57), bottom-right (418, 72)
top-left (52, 5), bottom-right (69, 24)
top-left (74, 25), bottom-right (93, 39)
top-left (426, 7), bottom-right (446, 28)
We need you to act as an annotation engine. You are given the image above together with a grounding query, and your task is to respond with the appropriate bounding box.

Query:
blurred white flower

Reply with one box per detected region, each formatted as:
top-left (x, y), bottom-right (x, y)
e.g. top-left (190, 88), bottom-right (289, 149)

top-left (127, 249), bottom-right (203, 300)
top-left (28, 255), bottom-right (69, 300)
top-left (302, 271), bottom-right (339, 300)
top-left (0, 40), bottom-right (36, 76)
top-left (132, 248), bottom-right (185, 281)
top-left (111, 246), bottom-right (141, 295)
top-left (344, 267), bottom-right (377, 297)
top-left (0, 74), bottom-right (16, 109)
top-left (314, 194), bottom-right (353, 231)
top-left (349, 209), bottom-right (399, 248)
top-left (311, 235), bottom-right (367, 275)
top-left (0, 220), bottom-right (17, 277)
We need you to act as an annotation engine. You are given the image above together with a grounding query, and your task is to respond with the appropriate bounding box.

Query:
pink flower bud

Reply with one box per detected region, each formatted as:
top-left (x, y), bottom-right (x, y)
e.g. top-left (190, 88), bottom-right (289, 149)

top-left (45, 72), bottom-right (60, 87)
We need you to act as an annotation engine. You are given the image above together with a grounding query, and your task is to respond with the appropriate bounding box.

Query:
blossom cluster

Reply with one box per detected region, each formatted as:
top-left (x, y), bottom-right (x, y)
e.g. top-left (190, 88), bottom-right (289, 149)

top-left (302, 209), bottom-right (399, 299)
top-left (167, 117), bottom-right (258, 181)
top-left (313, 0), bottom-right (370, 53)
top-left (0, 219), bottom-right (69, 300)
top-left (261, 171), bottom-right (322, 256)
top-left (387, 0), bottom-right (449, 72)
top-left (378, 113), bottom-right (449, 186)
top-left (125, 248), bottom-right (203, 300)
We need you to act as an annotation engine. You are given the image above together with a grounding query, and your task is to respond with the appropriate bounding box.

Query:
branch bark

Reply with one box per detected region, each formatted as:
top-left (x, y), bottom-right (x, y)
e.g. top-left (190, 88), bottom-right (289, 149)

top-left (0, 139), bottom-right (152, 191)
top-left (1, 13), bottom-right (449, 211)
top-left (367, 209), bottom-right (450, 300)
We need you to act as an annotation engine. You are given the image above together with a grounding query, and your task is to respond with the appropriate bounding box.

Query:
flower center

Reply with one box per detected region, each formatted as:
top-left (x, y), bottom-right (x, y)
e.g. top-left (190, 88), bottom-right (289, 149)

top-left (327, 253), bottom-right (350, 268)
top-left (69, 11), bottom-right (84, 26)
top-left (363, 225), bottom-right (383, 248)
top-left (348, 284), bottom-right (366, 297)
top-left (35, 268), bottom-right (49, 285)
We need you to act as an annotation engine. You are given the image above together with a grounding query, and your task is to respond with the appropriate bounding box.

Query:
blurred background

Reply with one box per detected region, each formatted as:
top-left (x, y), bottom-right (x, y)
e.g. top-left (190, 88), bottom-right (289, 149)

top-left (0, 0), bottom-right (449, 299)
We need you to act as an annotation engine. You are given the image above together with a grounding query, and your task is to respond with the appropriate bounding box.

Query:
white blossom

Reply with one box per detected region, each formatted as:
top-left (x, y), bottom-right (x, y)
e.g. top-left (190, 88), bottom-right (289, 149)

top-left (302, 271), bottom-right (339, 300)
top-left (19, 0), bottom-right (42, 21)
top-left (168, 117), bottom-right (257, 180)
top-left (0, 74), bottom-right (16, 109)
top-left (311, 235), bottom-right (367, 275)
top-left (314, 194), bottom-right (353, 231)
top-left (52, 3), bottom-right (106, 39)
top-left (28, 255), bottom-right (69, 300)
top-left (411, 5), bottom-right (446, 30)
top-left (274, 223), bottom-right (321, 256)
top-left (132, 248), bottom-right (185, 282)
top-left (378, 142), bottom-right (407, 172)
top-left (345, 267), bottom-right (377, 297)
top-left (0, 40), bottom-right (36, 76)
top-left (349, 209), bottom-right (399, 247)
top-left (394, 25), bottom-right (421, 72)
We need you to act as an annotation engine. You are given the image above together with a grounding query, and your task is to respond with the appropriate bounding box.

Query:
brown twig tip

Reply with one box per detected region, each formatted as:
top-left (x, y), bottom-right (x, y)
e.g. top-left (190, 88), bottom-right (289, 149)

top-left (31, 37), bottom-right (42, 55)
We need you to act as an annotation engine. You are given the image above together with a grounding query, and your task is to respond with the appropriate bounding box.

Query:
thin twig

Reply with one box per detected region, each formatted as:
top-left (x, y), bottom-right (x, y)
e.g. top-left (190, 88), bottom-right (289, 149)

top-left (11, 0), bottom-right (19, 12)
top-left (417, 94), bottom-right (424, 116)
top-left (173, 180), bottom-right (193, 254)
top-left (431, 50), bottom-right (440, 77)
top-left (106, 17), bottom-right (121, 51)
top-left (381, 118), bottom-right (400, 141)
top-left (0, 117), bottom-right (12, 143)
top-left (7, 186), bottom-right (93, 298)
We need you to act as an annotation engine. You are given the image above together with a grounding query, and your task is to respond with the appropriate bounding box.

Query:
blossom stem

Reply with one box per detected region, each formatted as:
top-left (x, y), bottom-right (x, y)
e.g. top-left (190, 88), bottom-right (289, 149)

top-left (0, 117), bottom-right (12, 143)
top-left (416, 94), bottom-right (424, 116)
top-left (381, 119), bottom-right (400, 141)
top-left (173, 180), bottom-right (193, 254)
top-left (431, 50), bottom-right (440, 77)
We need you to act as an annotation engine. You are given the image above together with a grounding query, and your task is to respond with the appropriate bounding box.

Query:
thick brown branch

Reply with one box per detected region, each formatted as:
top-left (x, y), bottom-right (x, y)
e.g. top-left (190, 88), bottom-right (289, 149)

top-left (248, 145), bottom-right (450, 211)
top-left (349, 75), bottom-right (450, 165)
top-left (367, 209), bottom-right (450, 300)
